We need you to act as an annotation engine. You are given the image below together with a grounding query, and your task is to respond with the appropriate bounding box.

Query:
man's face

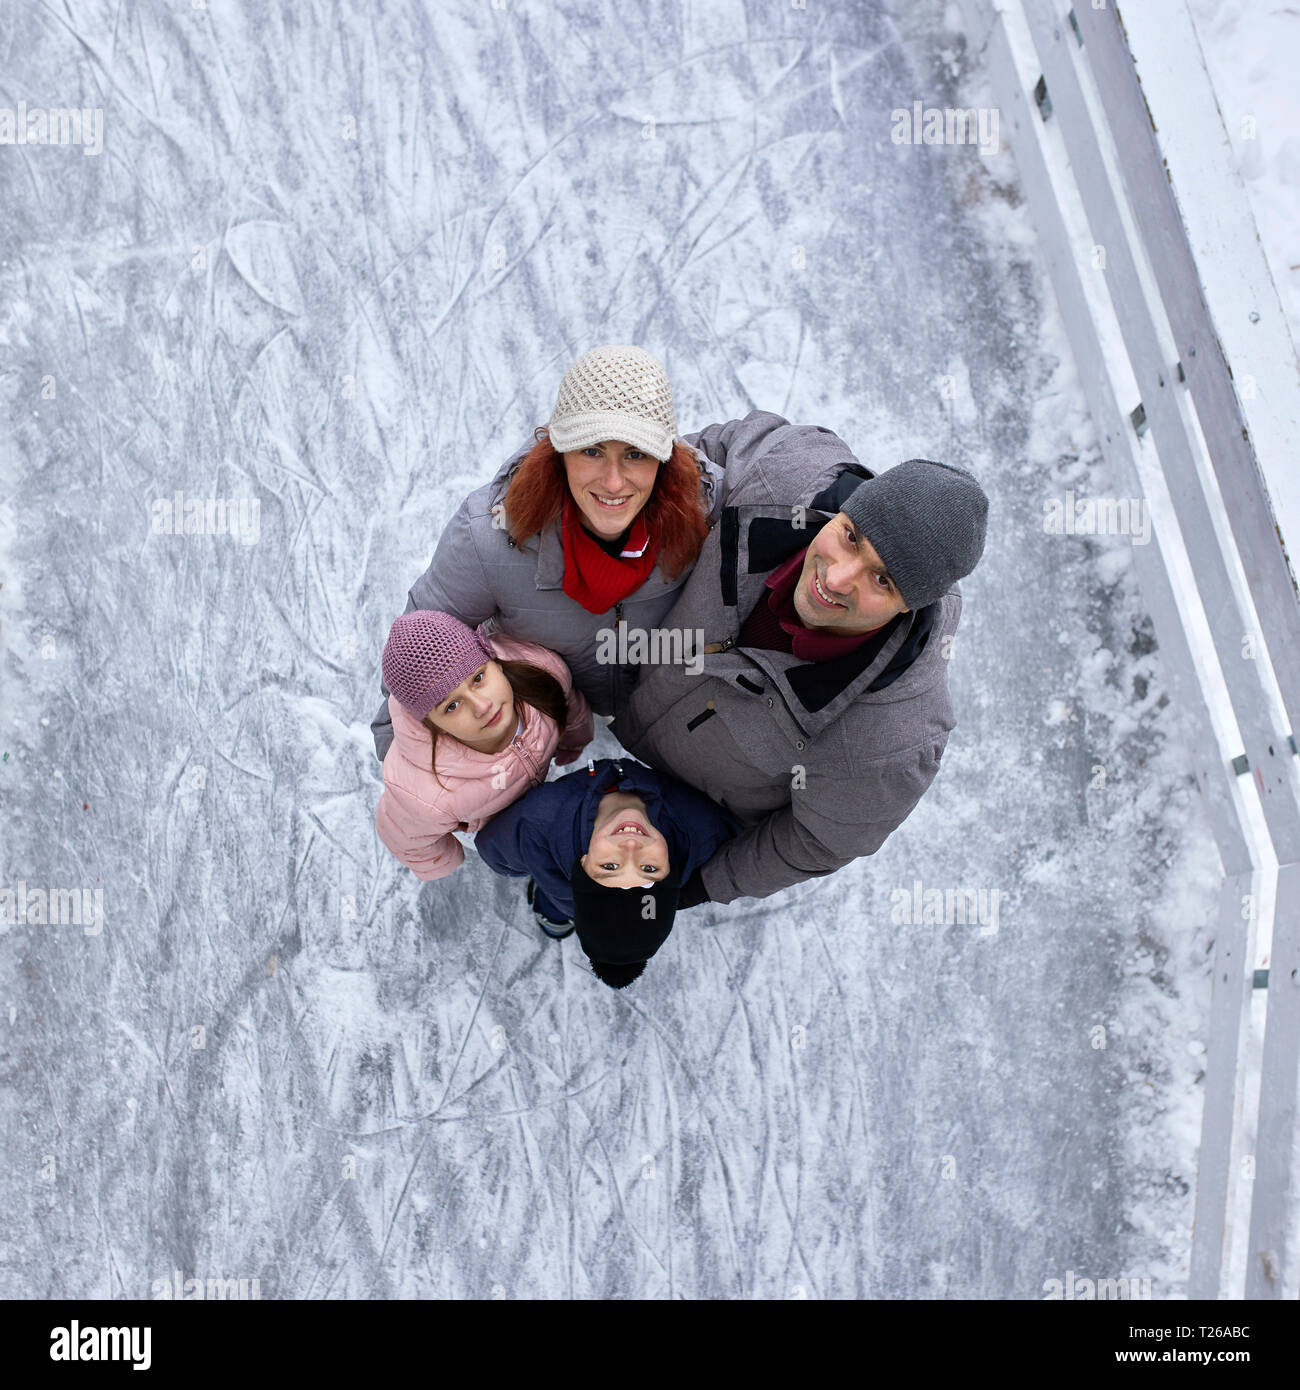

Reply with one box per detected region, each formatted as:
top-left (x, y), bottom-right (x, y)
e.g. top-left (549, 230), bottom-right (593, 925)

top-left (790, 511), bottom-right (910, 634)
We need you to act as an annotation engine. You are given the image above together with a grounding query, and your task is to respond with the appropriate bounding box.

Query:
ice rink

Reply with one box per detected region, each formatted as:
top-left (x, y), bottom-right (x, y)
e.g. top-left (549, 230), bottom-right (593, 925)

top-left (0, 0), bottom-right (1219, 1298)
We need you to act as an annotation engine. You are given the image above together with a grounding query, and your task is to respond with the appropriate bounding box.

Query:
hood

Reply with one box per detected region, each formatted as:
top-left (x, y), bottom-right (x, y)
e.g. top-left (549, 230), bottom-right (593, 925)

top-left (564, 757), bottom-right (742, 872)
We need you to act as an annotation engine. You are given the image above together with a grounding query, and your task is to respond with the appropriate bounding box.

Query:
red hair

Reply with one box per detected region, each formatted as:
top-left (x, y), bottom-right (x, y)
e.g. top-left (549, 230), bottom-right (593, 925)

top-left (501, 428), bottom-right (711, 581)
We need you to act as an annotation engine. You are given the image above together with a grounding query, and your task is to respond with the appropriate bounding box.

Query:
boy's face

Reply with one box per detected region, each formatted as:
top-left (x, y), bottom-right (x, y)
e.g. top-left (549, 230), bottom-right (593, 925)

top-left (581, 789), bottom-right (670, 889)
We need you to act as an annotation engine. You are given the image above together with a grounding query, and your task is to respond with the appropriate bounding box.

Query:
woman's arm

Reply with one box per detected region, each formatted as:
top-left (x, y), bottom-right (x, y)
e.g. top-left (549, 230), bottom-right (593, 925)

top-left (371, 498), bottom-right (498, 763)
top-left (552, 674), bottom-right (595, 765)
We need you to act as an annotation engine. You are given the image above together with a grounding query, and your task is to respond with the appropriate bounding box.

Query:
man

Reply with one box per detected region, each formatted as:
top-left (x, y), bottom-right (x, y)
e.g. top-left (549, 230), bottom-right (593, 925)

top-left (613, 408), bottom-right (989, 909)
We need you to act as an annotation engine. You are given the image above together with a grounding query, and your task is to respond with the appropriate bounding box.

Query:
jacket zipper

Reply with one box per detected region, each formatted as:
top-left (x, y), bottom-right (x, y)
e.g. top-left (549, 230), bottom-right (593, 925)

top-left (614, 601), bottom-right (624, 709)
top-left (616, 602), bottom-right (733, 657)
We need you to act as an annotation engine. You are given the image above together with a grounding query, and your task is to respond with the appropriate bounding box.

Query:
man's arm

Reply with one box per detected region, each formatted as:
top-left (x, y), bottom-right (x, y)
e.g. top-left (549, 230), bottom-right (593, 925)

top-left (371, 500), bottom-right (498, 763)
top-left (679, 409), bottom-right (792, 476)
top-left (693, 744), bottom-right (944, 905)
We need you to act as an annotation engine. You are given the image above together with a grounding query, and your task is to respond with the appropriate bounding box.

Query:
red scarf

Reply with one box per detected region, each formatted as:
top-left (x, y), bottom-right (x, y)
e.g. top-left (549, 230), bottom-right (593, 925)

top-left (560, 493), bottom-right (661, 615)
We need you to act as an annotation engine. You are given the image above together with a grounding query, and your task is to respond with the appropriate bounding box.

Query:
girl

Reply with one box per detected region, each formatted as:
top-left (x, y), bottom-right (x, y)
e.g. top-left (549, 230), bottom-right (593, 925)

top-left (376, 609), bottom-right (594, 881)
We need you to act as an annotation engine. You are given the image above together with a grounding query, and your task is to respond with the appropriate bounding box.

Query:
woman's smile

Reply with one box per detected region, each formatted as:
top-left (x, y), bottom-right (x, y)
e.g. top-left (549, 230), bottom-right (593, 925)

top-left (562, 442), bottom-right (660, 536)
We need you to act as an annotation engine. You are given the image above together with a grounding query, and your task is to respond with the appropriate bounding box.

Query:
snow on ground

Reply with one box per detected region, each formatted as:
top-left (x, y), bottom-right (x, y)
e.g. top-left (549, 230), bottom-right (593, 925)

top-left (0, 0), bottom-right (1222, 1297)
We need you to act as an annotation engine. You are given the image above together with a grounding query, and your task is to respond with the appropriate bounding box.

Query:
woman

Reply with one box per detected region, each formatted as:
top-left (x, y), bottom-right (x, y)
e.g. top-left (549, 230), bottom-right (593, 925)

top-left (369, 344), bottom-right (726, 762)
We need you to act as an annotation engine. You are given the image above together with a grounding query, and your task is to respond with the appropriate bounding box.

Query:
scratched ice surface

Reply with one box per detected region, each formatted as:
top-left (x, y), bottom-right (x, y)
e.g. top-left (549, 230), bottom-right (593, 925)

top-left (0, 1), bottom-right (1217, 1298)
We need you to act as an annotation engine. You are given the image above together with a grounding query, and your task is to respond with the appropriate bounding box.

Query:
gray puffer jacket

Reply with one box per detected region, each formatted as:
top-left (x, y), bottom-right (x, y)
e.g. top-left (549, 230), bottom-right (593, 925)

top-left (610, 410), bottom-right (964, 906)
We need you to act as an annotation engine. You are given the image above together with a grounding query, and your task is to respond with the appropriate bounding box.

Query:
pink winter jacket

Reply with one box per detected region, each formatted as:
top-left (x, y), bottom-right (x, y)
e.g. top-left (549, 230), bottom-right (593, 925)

top-left (376, 632), bottom-right (595, 882)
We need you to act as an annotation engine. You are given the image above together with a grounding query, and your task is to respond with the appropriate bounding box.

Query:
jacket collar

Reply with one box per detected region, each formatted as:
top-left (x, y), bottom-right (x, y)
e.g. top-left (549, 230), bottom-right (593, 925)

top-left (721, 465), bottom-right (943, 739)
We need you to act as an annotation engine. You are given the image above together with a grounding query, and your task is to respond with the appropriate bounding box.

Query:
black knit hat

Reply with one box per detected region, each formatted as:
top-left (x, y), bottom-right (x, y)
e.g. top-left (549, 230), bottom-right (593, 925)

top-left (569, 855), bottom-right (683, 986)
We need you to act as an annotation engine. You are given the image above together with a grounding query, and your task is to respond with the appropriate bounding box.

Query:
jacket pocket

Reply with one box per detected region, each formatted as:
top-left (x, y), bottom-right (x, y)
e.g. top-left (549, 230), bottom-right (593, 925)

top-left (686, 704), bottom-right (717, 732)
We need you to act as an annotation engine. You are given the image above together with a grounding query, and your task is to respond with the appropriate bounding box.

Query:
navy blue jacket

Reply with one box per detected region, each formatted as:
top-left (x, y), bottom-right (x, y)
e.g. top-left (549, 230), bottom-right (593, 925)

top-left (475, 757), bottom-right (742, 922)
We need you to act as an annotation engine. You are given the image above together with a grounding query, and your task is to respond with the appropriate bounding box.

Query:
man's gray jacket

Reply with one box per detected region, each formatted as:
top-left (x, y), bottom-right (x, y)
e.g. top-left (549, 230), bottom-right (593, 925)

top-left (611, 410), bottom-right (962, 906)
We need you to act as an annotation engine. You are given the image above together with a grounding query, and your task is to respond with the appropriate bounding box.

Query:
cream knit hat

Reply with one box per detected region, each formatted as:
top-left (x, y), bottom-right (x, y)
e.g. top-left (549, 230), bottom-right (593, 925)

top-left (546, 345), bottom-right (678, 462)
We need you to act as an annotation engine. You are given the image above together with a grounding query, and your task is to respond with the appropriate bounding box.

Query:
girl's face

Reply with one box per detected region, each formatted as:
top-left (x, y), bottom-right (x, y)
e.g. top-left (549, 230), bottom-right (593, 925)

top-left (580, 790), bottom-right (671, 888)
top-left (561, 440), bottom-right (661, 539)
top-left (422, 660), bottom-right (515, 751)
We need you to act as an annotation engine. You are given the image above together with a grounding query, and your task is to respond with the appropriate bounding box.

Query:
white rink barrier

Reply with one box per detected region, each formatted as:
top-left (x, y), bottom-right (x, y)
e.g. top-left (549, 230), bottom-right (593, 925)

top-left (957, 0), bottom-right (1300, 1299)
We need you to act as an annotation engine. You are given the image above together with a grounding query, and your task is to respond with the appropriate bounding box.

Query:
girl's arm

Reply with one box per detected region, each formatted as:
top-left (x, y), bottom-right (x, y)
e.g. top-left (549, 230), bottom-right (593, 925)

top-left (376, 785), bottom-right (467, 881)
top-left (371, 495), bottom-right (498, 764)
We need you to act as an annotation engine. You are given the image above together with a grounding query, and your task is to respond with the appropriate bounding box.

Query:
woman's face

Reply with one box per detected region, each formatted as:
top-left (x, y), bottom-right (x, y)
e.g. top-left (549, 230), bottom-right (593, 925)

top-left (561, 440), bottom-right (661, 538)
top-left (580, 790), bottom-right (671, 888)
top-left (422, 660), bottom-right (515, 751)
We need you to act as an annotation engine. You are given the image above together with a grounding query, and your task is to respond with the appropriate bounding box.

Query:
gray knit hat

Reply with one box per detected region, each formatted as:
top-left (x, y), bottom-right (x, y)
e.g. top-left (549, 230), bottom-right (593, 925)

top-left (546, 345), bottom-right (678, 462)
top-left (841, 459), bottom-right (988, 610)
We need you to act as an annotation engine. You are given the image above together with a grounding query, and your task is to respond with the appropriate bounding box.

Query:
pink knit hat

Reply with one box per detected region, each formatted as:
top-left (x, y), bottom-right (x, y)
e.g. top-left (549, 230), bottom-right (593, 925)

top-left (382, 610), bottom-right (497, 720)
